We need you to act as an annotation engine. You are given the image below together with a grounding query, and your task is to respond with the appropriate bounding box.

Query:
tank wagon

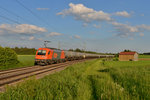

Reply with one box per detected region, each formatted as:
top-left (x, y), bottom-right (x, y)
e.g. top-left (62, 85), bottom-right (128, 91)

top-left (35, 47), bottom-right (114, 65)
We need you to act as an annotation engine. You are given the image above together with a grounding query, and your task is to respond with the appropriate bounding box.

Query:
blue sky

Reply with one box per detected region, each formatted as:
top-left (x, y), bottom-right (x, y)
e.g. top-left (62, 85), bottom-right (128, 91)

top-left (0, 0), bottom-right (150, 53)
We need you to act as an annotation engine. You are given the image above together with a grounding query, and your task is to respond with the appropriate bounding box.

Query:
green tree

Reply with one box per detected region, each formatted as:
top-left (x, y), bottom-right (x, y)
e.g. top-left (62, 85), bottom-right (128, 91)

top-left (12, 47), bottom-right (36, 55)
top-left (124, 49), bottom-right (131, 52)
top-left (0, 47), bottom-right (18, 66)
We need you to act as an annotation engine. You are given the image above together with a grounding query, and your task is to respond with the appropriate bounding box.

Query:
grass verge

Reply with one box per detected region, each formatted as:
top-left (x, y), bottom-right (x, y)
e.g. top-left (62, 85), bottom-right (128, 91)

top-left (0, 59), bottom-right (149, 100)
top-left (0, 55), bottom-right (35, 70)
top-left (139, 55), bottom-right (150, 58)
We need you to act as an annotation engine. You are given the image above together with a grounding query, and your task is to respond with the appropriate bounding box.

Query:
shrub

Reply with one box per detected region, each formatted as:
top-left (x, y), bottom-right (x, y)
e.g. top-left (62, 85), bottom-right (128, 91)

top-left (113, 58), bottom-right (119, 61)
top-left (0, 47), bottom-right (19, 66)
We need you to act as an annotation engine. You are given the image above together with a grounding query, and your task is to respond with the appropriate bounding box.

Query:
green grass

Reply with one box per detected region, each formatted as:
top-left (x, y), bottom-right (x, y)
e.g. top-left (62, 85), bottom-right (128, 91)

top-left (139, 55), bottom-right (150, 58)
top-left (0, 55), bottom-right (35, 70)
top-left (104, 61), bottom-right (150, 100)
top-left (0, 59), bottom-right (149, 100)
top-left (18, 55), bottom-right (35, 66)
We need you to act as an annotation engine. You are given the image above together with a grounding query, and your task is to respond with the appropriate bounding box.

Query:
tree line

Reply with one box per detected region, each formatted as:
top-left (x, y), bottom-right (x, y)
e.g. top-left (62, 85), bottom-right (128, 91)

top-left (11, 47), bottom-right (108, 55)
top-left (3, 46), bottom-right (116, 56)
top-left (68, 48), bottom-right (110, 55)
top-left (11, 47), bottom-right (36, 55)
top-left (143, 53), bottom-right (150, 55)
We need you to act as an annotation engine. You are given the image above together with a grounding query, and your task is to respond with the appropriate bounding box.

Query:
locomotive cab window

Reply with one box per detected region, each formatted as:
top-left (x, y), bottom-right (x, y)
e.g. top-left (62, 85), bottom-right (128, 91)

top-left (48, 51), bottom-right (51, 55)
top-left (37, 50), bottom-right (46, 55)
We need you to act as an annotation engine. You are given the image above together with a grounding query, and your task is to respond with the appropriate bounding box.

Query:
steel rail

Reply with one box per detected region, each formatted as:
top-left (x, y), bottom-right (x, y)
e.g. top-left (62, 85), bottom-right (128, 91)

top-left (0, 59), bottom-right (87, 87)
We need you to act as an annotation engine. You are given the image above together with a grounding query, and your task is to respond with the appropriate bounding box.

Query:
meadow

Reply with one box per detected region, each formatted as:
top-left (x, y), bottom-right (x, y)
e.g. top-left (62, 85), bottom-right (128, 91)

top-left (18, 55), bottom-right (35, 66)
top-left (0, 59), bottom-right (149, 100)
top-left (139, 55), bottom-right (150, 58)
top-left (0, 55), bottom-right (35, 70)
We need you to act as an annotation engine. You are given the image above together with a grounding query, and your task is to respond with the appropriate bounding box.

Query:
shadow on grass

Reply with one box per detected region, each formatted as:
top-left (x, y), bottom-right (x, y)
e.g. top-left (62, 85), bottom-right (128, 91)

top-left (88, 75), bottom-right (99, 100)
top-left (98, 68), bottom-right (110, 72)
top-left (87, 74), bottom-right (106, 100)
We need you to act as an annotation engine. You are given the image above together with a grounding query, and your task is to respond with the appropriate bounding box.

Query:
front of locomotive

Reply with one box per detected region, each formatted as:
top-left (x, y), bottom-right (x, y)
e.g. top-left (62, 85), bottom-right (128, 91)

top-left (35, 48), bottom-right (52, 65)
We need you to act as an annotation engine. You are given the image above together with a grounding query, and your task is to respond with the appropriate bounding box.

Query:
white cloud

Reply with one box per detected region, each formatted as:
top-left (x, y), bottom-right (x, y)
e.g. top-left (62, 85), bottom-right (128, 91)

top-left (74, 35), bottom-right (81, 39)
top-left (0, 24), bottom-right (47, 35)
top-left (115, 11), bottom-right (131, 17)
top-left (37, 8), bottom-right (49, 10)
top-left (93, 24), bottom-right (101, 28)
top-left (57, 3), bottom-right (133, 23)
top-left (57, 3), bottom-right (112, 23)
top-left (57, 3), bottom-right (150, 39)
top-left (137, 24), bottom-right (150, 30)
top-left (111, 22), bottom-right (137, 37)
top-left (111, 22), bottom-right (150, 38)
top-left (29, 36), bottom-right (35, 40)
top-left (20, 36), bottom-right (42, 41)
top-left (48, 32), bottom-right (63, 37)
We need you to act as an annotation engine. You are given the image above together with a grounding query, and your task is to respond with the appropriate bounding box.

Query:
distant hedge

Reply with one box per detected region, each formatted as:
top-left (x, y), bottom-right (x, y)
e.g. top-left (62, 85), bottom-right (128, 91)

top-left (11, 47), bottom-right (36, 55)
top-left (0, 47), bottom-right (19, 66)
top-left (143, 53), bottom-right (150, 55)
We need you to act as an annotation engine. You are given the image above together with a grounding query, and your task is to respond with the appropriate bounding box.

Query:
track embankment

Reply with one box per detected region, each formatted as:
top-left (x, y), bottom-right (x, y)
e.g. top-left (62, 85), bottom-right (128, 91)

top-left (0, 59), bottom-right (91, 92)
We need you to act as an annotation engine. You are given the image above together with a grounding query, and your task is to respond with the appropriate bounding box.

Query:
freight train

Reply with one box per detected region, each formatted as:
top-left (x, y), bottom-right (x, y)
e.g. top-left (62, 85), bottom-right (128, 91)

top-left (34, 47), bottom-right (114, 65)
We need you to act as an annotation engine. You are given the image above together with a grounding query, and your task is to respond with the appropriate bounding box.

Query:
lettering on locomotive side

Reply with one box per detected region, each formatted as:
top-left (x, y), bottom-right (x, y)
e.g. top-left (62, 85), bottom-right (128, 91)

top-left (54, 53), bottom-right (58, 58)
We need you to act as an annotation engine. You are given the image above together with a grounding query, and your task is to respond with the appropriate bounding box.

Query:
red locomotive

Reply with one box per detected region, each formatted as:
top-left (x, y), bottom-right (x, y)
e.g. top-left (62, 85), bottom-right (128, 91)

top-left (35, 48), bottom-right (65, 65)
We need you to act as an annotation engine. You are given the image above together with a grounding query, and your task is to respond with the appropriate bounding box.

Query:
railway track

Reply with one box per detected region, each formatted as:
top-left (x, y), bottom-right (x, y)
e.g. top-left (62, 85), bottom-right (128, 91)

top-left (0, 59), bottom-right (90, 92)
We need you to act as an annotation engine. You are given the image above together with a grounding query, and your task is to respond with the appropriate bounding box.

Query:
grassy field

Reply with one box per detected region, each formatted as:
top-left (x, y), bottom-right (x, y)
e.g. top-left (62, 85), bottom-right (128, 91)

top-left (0, 59), bottom-right (149, 100)
top-left (18, 55), bottom-right (35, 66)
top-left (0, 55), bottom-right (35, 70)
top-left (139, 55), bottom-right (150, 58)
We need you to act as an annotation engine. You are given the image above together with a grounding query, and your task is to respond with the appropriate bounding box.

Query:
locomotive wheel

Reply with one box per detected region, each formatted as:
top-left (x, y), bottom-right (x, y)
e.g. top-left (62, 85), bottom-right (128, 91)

top-left (34, 62), bottom-right (38, 65)
top-left (58, 60), bottom-right (61, 63)
top-left (44, 62), bottom-right (48, 66)
top-left (63, 59), bottom-right (66, 62)
top-left (55, 60), bottom-right (58, 64)
top-left (59, 60), bottom-right (62, 63)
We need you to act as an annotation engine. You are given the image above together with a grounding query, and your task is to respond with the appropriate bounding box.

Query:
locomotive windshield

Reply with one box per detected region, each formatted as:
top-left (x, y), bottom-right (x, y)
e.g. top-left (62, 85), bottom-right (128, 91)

top-left (37, 50), bottom-right (46, 55)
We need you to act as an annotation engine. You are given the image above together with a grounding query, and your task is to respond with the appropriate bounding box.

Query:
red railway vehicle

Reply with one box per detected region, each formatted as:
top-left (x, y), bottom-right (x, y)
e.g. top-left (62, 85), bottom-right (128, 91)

top-left (35, 48), bottom-right (65, 65)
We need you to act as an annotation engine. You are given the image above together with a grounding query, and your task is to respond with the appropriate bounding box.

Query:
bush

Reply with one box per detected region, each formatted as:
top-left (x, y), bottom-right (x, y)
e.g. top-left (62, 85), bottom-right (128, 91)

top-left (113, 58), bottom-right (119, 61)
top-left (0, 47), bottom-right (19, 66)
